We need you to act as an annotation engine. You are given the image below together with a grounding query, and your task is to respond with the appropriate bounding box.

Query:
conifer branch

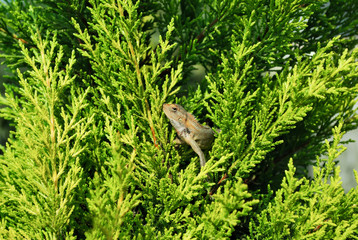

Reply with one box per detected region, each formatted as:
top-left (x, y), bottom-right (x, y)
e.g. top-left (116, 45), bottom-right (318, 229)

top-left (0, 0), bottom-right (358, 238)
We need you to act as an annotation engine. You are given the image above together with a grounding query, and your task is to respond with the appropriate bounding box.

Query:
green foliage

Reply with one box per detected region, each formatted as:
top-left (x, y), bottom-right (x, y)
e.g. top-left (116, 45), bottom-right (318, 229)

top-left (0, 31), bottom-right (91, 238)
top-left (0, 0), bottom-right (357, 239)
top-left (250, 123), bottom-right (358, 239)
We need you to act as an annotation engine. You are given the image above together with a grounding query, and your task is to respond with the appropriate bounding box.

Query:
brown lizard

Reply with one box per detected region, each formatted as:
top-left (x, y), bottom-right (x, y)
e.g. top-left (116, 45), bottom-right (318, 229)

top-left (163, 103), bottom-right (214, 167)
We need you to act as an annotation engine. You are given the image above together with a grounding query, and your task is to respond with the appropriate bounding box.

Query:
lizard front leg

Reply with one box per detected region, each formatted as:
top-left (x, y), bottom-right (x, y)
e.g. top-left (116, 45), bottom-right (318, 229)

top-left (180, 128), bottom-right (206, 167)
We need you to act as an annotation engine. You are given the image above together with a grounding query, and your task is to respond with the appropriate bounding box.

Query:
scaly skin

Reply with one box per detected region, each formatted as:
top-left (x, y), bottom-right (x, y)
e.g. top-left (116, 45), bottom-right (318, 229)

top-left (163, 103), bottom-right (214, 167)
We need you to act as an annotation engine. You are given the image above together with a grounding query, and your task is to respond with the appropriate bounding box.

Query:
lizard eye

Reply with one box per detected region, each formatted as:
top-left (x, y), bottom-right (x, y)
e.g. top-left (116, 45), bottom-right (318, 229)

top-left (172, 107), bottom-right (177, 112)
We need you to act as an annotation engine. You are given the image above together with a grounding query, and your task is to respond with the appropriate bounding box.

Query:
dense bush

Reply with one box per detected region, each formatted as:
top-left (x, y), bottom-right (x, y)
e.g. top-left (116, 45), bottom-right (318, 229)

top-left (0, 0), bottom-right (357, 239)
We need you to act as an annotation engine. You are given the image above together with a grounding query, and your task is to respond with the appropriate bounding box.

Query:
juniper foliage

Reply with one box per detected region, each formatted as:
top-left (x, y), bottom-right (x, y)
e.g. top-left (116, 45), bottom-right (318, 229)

top-left (0, 0), bottom-right (357, 239)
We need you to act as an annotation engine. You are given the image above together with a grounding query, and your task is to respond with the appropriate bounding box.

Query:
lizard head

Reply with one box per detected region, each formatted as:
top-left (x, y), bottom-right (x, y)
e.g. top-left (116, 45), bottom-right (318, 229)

top-left (163, 103), bottom-right (187, 123)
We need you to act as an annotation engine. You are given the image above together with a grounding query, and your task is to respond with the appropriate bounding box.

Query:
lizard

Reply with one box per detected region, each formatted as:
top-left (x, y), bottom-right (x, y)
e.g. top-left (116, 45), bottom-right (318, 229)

top-left (163, 103), bottom-right (214, 167)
